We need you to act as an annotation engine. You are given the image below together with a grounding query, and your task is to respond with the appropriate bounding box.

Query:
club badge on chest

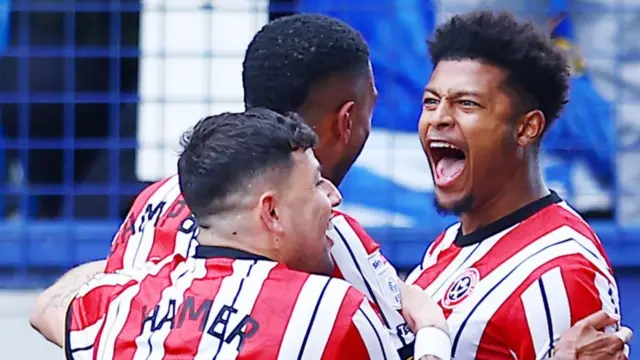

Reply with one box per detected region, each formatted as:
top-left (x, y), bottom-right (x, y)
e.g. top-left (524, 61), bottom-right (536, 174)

top-left (442, 268), bottom-right (479, 309)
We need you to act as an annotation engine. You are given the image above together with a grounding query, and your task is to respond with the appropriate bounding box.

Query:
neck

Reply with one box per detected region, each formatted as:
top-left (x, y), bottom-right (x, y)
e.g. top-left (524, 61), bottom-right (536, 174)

top-left (313, 145), bottom-right (343, 186)
top-left (196, 226), bottom-right (276, 261)
top-left (459, 162), bottom-right (549, 234)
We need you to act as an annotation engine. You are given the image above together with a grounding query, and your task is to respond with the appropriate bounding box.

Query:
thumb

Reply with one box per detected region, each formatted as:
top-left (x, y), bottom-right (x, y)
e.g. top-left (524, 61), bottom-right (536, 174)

top-left (398, 281), bottom-right (422, 297)
top-left (398, 281), bottom-right (411, 301)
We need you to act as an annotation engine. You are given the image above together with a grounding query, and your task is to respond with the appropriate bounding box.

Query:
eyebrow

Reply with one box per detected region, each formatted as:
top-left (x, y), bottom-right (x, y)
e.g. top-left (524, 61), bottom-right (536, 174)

top-left (424, 88), bottom-right (483, 98)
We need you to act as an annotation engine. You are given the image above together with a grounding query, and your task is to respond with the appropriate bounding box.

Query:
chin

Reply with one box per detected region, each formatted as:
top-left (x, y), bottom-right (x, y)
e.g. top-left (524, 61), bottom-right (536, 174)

top-left (300, 256), bottom-right (334, 276)
top-left (318, 258), bottom-right (335, 276)
top-left (434, 192), bottom-right (474, 216)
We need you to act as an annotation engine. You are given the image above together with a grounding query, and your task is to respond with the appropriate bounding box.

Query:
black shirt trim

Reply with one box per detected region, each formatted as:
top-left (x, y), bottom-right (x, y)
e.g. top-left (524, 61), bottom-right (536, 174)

top-left (397, 341), bottom-right (415, 360)
top-left (193, 245), bottom-right (272, 261)
top-left (454, 191), bottom-right (562, 247)
top-left (64, 301), bottom-right (74, 360)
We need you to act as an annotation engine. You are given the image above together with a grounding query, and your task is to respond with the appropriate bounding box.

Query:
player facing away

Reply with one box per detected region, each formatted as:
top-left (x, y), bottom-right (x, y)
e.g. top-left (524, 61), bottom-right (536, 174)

top-left (63, 110), bottom-right (450, 360)
top-left (103, 14), bottom-right (413, 352)
top-left (405, 10), bottom-right (624, 360)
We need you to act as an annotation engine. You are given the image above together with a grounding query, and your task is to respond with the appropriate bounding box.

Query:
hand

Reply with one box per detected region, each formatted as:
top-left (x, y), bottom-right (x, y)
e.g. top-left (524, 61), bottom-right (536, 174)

top-left (398, 281), bottom-right (448, 334)
top-left (553, 310), bottom-right (632, 360)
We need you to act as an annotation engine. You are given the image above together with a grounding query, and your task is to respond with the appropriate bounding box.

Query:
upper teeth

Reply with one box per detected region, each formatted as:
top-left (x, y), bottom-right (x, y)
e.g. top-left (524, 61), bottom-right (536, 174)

top-left (327, 221), bottom-right (335, 232)
top-left (430, 141), bottom-right (459, 150)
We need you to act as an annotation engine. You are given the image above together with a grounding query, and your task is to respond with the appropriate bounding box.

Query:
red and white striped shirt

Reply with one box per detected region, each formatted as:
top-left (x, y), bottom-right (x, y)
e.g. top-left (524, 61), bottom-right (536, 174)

top-left (105, 175), bottom-right (413, 350)
top-left (66, 247), bottom-right (400, 360)
top-left (405, 192), bottom-right (621, 360)
top-left (106, 175), bottom-right (195, 272)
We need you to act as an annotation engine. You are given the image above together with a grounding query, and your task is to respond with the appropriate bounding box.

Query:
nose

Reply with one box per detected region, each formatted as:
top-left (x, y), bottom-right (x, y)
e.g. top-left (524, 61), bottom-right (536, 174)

top-left (428, 101), bottom-right (455, 131)
top-left (321, 178), bottom-right (342, 207)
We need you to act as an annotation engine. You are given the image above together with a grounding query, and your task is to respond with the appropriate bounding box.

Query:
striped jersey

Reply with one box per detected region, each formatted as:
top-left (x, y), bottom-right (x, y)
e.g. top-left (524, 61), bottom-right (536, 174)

top-left (405, 191), bottom-right (621, 360)
top-left (105, 175), bottom-right (413, 350)
top-left (66, 246), bottom-right (401, 360)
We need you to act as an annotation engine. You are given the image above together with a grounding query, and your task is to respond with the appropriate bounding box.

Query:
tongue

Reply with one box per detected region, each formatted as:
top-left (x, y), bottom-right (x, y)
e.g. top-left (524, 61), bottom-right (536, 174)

top-left (436, 157), bottom-right (465, 183)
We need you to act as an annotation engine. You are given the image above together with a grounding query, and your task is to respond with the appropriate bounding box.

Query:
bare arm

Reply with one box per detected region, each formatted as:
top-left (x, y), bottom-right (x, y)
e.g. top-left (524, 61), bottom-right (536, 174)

top-left (29, 259), bottom-right (106, 347)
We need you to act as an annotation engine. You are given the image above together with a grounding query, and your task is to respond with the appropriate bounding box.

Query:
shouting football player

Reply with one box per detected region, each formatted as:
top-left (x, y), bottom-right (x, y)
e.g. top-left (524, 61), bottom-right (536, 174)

top-left (406, 10), bottom-right (627, 359)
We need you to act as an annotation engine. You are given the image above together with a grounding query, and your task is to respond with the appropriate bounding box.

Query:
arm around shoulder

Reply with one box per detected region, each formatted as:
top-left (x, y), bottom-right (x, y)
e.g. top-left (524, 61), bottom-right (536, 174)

top-left (30, 259), bottom-right (107, 347)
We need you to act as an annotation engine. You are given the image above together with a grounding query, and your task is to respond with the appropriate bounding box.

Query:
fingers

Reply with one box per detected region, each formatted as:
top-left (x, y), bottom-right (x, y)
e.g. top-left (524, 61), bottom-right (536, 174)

top-left (577, 310), bottom-right (620, 330)
top-left (612, 345), bottom-right (630, 360)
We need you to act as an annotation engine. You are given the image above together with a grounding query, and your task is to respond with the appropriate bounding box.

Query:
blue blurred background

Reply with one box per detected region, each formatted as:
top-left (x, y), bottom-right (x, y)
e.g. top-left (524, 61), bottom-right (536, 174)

top-left (0, 0), bottom-right (639, 354)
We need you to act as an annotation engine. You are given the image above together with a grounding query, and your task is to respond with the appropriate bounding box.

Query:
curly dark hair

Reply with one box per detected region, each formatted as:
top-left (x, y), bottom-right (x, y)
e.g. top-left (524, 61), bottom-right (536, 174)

top-left (428, 10), bottom-right (570, 132)
top-left (242, 13), bottom-right (371, 113)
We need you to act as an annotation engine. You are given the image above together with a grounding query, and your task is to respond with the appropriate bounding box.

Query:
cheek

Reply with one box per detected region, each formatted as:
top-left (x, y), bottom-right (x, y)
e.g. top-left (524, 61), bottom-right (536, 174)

top-left (353, 119), bottom-right (370, 148)
top-left (417, 113), bottom-right (431, 150)
top-left (467, 122), bottom-right (513, 172)
top-left (418, 112), bottom-right (429, 136)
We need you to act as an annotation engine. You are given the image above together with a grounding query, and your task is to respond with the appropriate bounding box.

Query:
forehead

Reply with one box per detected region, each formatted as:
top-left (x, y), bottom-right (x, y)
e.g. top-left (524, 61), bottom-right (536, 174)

top-left (427, 60), bottom-right (508, 96)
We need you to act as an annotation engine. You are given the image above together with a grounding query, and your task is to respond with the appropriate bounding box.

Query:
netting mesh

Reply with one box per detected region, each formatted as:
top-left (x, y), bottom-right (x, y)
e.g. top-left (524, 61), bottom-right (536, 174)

top-left (0, 0), bottom-right (638, 287)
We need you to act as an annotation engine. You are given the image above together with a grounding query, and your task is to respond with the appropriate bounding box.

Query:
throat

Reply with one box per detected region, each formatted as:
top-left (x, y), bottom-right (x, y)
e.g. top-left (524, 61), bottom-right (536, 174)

top-left (459, 175), bottom-right (550, 235)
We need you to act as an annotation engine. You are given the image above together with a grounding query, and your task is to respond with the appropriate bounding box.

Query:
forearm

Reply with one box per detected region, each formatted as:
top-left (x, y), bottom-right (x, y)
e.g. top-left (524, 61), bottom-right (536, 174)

top-left (29, 259), bottom-right (106, 347)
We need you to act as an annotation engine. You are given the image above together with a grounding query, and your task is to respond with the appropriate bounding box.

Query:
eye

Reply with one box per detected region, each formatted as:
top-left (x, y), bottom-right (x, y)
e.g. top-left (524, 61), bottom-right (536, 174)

top-left (424, 98), bottom-right (439, 105)
top-left (459, 100), bottom-right (480, 107)
top-left (423, 98), bottom-right (439, 110)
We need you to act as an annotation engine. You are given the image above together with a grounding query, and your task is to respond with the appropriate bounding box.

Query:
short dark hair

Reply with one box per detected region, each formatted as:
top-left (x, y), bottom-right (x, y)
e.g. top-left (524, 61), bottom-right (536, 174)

top-left (428, 10), bottom-right (570, 132)
top-left (242, 14), bottom-right (371, 113)
top-left (177, 108), bottom-right (318, 220)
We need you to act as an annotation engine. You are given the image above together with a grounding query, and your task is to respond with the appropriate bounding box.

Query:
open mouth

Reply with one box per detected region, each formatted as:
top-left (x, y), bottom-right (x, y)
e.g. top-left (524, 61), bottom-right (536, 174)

top-left (325, 221), bottom-right (335, 249)
top-left (429, 141), bottom-right (467, 187)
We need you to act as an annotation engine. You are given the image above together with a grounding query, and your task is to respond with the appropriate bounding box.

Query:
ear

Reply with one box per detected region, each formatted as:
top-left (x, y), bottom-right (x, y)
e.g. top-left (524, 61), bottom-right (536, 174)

top-left (337, 101), bottom-right (356, 146)
top-left (516, 109), bottom-right (546, 147)
top-left (258, 191), bottom-right (285, 236)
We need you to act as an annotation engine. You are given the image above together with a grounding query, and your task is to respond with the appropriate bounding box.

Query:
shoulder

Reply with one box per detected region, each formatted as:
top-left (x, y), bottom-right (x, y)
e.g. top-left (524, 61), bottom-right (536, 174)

top-left (288, 269), bottom-right (367, 310)
top-left (523, 204), bottom-right (613, 275)
top-left (133, 175), bottom-right (181, 208)
top-left (84, 254), bottom-right (182, 297)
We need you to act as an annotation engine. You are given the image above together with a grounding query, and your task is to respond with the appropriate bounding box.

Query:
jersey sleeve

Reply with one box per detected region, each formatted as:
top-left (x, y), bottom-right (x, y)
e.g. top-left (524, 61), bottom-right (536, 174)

top-left (105, 211), bottom-right (136, 273)
top-left (328, 211), bottom-right (414, 349)
top-left (479, 253), bottom-right (620, 360)
top-left (105, 176), bottom-right (191, 273)
top-left (104, 179), bottom-right (165, 273)
top-left (64, 271), bottom-right (139, 359)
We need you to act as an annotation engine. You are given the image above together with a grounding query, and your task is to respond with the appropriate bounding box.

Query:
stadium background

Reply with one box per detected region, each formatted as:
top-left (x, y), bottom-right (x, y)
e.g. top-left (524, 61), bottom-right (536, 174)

top-left (0, 0), bottom-right (639, 357)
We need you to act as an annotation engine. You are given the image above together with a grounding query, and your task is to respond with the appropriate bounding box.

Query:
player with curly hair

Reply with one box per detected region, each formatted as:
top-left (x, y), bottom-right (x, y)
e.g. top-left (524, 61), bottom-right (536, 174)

top-left (406, 10), bottom-right (625, 359)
